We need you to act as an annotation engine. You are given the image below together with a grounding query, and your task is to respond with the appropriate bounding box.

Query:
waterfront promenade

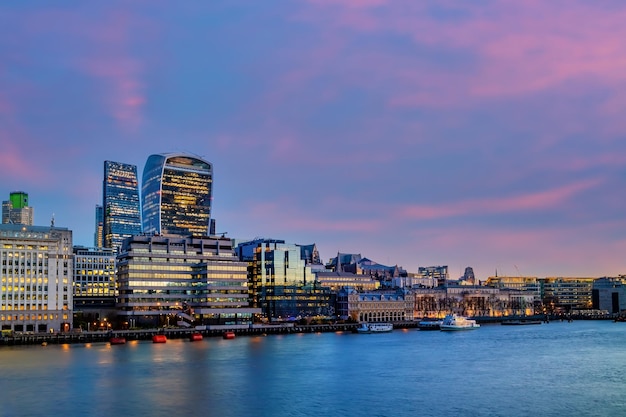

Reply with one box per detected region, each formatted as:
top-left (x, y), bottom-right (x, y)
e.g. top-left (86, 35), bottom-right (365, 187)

top-left (1, 313), bottom-right (617, 346)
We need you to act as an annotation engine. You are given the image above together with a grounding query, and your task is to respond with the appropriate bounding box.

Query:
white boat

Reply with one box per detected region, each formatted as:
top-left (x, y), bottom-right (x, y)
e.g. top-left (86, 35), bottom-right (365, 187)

top-left (356, 322), bottom-right (393, 333)
top-left (440, 314), bottom-right (480, 331)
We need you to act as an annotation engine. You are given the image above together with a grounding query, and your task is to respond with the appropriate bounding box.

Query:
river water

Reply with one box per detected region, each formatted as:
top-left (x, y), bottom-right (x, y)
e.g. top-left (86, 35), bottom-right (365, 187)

top-left (1, 320), bottom-right (625, 417)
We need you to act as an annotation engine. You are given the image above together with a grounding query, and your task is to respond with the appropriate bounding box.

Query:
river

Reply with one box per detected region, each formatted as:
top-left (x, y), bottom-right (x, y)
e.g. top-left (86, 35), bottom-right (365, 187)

top-left (1, 320), bottom-right (625, 417)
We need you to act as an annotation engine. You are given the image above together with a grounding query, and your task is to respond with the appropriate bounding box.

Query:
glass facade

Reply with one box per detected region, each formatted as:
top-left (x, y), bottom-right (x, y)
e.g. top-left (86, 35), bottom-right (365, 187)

top-left (142, 154), bottom-right (213, 237)
top-left (103, 161), bottom-right (142, 252)
top-left (72, 246), bottom-right (116, 308)
top-left (236, 239), bottom-right (331, 319)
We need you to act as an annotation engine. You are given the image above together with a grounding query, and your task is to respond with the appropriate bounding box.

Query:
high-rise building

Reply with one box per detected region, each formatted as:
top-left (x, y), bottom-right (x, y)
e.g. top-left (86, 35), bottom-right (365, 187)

top-left (142, 153), bottom-right (213, 237)
top-left (0, 223), bottom-right (73, 333)
top-left (2, 191), bottom-right (34, 225)
top-left (94, 205), bottom-right (103, 248)
top-left (103, 161), bottom-right (142, 252)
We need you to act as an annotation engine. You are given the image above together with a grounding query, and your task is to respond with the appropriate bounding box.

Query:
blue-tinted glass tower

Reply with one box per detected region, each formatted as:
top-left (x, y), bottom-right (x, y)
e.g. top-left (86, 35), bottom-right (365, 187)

top-left (103, 161), bottom-right (142, 252)
top-left (142, 153), bottom-right (213, 237)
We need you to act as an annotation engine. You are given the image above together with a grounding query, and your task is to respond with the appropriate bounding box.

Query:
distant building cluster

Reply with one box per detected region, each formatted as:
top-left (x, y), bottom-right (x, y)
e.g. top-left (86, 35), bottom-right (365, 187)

top-left (1, 152), bottom-right (625, 334)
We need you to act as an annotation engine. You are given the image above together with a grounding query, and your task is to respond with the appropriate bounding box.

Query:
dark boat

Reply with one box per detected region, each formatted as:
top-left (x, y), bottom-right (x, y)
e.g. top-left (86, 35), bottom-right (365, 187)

top-left (417, 318), bottom-right (443, 330)
top-left (109, 337), bottom-right (127, 345)
top-left (502, 320), bottom-right (542, 326)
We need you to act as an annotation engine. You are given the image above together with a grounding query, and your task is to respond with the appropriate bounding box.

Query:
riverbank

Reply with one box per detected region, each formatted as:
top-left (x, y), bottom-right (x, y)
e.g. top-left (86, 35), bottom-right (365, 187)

top-left (2, 313), bottom-right (619, 346)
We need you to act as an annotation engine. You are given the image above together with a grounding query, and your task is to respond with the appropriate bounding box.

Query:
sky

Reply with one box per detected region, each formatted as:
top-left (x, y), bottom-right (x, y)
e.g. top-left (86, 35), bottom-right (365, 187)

top-left (1, 0), bottom-right (625, 279)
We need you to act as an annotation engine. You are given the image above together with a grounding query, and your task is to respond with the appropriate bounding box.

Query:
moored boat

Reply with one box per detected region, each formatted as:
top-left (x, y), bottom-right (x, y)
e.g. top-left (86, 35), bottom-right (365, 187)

top-left (440, 314), bottom-right (480, 331)
top-left (501, 320), bottom-right (541, 326)
top-left (109, 336), bottom-right (127, 345)
top-left (356, 322), bottom-right (393, 333)
top-left (418, 318), bottom-right (443, 330)
top-left (223, 331), bottom-right (236, 339)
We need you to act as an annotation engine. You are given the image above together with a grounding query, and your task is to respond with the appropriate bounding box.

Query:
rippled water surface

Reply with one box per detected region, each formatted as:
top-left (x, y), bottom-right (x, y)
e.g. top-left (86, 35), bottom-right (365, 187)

top-left (1, 320), bottom-right (625, 417)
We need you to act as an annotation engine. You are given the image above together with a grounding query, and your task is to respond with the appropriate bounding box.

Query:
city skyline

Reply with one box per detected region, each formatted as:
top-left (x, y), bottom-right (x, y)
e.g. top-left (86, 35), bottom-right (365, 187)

top-left (1, 1), bottom-right (626, 278)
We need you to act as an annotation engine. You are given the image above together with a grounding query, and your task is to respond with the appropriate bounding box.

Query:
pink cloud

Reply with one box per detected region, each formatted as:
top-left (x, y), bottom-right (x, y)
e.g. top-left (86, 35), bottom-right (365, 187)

top-left (298, 1), bottom-right (626, 116)
top-left (17, 8), bottom-right (149, 132)
top-left (398, 178), bottom-right (601, 220)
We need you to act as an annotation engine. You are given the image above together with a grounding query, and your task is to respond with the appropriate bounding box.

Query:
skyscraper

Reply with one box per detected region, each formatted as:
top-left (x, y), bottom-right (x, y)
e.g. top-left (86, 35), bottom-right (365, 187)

top-left (142, 153), bottom-right (213, 237)
top-left (103, 161), bottom-right (142, 252)
top-left (94, 205), bottom-right (103, 248)
top-left (2, 191), bottom-right (34, 225)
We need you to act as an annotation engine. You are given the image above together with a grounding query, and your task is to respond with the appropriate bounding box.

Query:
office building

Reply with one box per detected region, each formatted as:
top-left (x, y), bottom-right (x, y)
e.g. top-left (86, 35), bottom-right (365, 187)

top-left (592, 277), bottom-right (626, 314)
top-left (142, 153), bottom-right (213, 237)
top-left (0, 224), bottom-right (73, 333)
top-left (94, 205), bottom-right (104, 248)
top-left (236, 238), bottom-right (332, 318)
top-left (116, 234), bottom-right (260, 328)
top-left (72, 246), bottom-right (117, 313)
top-left (103, 161), bottom-right (142, 252)
top-left (2, 191), bottom-right (34, 225)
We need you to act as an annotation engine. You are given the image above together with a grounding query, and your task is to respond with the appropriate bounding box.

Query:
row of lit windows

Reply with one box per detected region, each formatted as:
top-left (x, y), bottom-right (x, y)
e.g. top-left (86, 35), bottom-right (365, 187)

top-left (1, 286), bottom-right (48, 292)
top-left (2, 277), bottom-right (47, 284)
top-left (119, 297), bottom-right (246, 304)
top-left (75, 270), bottom-right (113, 276)
top-left (1, 245), bottom-right (50, 250)
top-left (125, 273), bottom-right (246, 281)
top-left (1, 304), bottom-right (49, 311)
top-left (0, 313), bottom-right (60, 321)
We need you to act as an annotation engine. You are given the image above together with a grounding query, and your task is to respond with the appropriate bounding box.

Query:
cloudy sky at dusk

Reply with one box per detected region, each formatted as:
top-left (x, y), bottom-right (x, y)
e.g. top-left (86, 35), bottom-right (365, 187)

top-left (2, 1), bottom-right (625, 279)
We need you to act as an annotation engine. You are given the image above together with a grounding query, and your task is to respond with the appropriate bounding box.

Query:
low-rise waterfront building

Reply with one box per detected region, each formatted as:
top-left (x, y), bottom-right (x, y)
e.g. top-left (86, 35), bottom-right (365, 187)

top-left (413, 285), bottom-right (536, 318)
top-left (338, 288), bottom-right (414, 322)
top-left (539, 276), bottom-right (596, 311)
top-left (0, 223), bottom-right (73, 333)
top-left (116, 234), bottom-right (260, 328)
top-left (592, 277), bottom-right (626, 314)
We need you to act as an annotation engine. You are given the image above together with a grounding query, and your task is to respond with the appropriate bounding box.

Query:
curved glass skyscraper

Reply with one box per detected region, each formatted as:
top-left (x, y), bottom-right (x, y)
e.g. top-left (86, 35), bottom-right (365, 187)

top-left (142, 153), bottom-right (213, 237)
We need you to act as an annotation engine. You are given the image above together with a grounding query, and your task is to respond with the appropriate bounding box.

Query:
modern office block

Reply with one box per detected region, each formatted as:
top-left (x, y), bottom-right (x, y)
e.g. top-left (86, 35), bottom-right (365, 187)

top-left (72, 246), bottom-right (116, 310)
top-left (2, 191), bottom-right (34, 225)
top-left (103, 161), bottom-right (142, 252)
top-left (94, 205), bottom-right (103, 248)
top-left (142, 153), bottom-right (213, 237)
top-left (0, 224), bottom-right (73, 333)
top-left (236, 238), bottom-right (331, 319)
top-left (116, 234), bottom-right (260, 328)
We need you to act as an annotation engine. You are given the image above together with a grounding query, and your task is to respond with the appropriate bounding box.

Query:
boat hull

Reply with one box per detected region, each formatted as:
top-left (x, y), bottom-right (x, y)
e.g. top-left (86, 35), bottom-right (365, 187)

top-left (440, 314), bottom-right (480, 331)
top-left (109, 337), bottom-right (127, 345)
top-left (356, 323), bottom-right (393, 333)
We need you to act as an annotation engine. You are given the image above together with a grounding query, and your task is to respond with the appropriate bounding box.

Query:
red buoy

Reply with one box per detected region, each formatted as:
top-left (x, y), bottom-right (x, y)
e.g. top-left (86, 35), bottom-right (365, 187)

top-left (223, 331), bottom-right (235, 340)
top-left (189, 332), bottom-right (203, 341)
top-left (152, 334), bottom-right (167, 343)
